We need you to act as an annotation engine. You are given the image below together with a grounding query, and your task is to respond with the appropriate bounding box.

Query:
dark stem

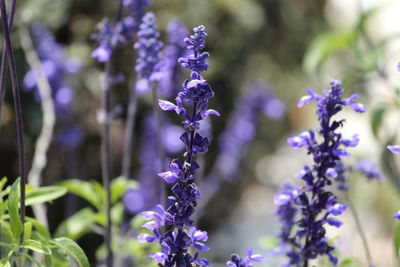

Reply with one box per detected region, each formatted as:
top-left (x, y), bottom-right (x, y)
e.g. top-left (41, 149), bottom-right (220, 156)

top-left (345, 192), bottom-right (374, 266)
top-left (121, 72), bottom-right (137, 180)
top-left (0, 0), bottom-right (26, 244)
top-left (151, 82), bottom-right (166, 205)
top-left (0, 0), bottom-right (16, 135)
top-left (303, 260), bottom-right (308, 267)
top-left (101, 59), bottom-right (113, 267)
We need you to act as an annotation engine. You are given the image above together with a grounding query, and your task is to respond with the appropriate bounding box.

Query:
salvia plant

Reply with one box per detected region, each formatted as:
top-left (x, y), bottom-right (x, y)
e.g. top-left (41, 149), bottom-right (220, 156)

top-left (275, 80), bottom-right (367, 266)
top-left (138, 24), bottom-right (218, 267)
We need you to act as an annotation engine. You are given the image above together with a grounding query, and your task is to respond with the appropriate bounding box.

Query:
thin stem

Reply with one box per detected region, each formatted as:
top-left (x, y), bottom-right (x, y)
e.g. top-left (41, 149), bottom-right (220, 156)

top-left (0, 0), bottom-right (16, 135)
top-left (121, 72), bottom-right (138, 180)
top-left (0, 0), bottom-right (26, 244)
top-left (101, 59), bottom-right (113, 267)
top-left (19, 23), bottom-right (55, 229)
top-left (151, 82), bottom-right (166, 205)
top-left (345, 192), bottom-right (374, 266)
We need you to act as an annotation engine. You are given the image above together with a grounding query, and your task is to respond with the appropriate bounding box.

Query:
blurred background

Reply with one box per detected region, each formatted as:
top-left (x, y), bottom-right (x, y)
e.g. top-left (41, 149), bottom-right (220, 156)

top-left (1, 0), bottom-right (400, 266)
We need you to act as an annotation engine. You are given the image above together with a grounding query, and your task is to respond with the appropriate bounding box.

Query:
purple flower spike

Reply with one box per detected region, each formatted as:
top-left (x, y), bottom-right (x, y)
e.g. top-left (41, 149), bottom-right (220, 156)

top-left (388, 145), bottom-right (400, 154)
top-left (134, 12), bottom-right (163, 82)
top-left (139, 25), bottom-right (216, 266)
top-left (275, 81), bottom-right (364, 266)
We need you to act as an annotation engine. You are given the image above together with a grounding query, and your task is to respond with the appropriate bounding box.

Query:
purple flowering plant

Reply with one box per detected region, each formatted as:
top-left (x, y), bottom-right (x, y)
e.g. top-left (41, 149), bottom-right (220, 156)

top-left (137, 25), bottom-right (219, 266)
top-left (275, 80), bottom-right (367, 266)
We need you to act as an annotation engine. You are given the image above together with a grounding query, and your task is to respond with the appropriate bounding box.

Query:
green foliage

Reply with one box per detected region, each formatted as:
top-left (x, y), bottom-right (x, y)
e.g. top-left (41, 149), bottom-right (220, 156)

top-left (0, 178), bottom-right (89, 267)
top-left (395, 223), bottom-right (400, 259)
top-left (339, 258), bottom-right (361, 267)
top-left (258, 236), bottom-right (279, 250)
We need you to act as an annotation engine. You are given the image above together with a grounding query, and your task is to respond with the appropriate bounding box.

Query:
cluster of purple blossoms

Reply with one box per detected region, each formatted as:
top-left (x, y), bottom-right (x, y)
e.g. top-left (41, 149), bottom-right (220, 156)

top-left (24, 24), bottom-right (81, 112)
top-left (134, 12), bottom-right (163, 91)
top-left (275, 80), bottom-right (366, 266)
top-left (92, 17), bottom-right (135, 62)
top-left (226, 249), bottom-right (265, 267)
top-left (122, 0), bottom-right (149, 32)
top-left (137, 25), bottom-right (219, 266)
top-left (92, 0), bottom-right (149, 63)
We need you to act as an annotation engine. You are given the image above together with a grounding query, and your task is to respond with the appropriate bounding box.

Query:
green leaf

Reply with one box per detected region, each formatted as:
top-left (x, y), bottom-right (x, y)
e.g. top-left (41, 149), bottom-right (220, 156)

top-left (303, 30), bottom-right (356, 73)
top-left (0, 177), bottom-right (8, 192)
top-left (339, 257), bottom-right (361, 267)
top-left (55, 208), bottom-right (96, 240)
top-left (25, 186), bottom-right (67, 206)
top-left (8, 178), bottom-right (23, 242)
top-left (394, 223), bottom-right (400, 258)
top-left (371, 107), bottom-right (386, 138)
top-left (51, 237), bottom-right (89, 267)
top-left (111, 177), bottom-right (137, 204)
top-left (59, 180), bottom-right (102, 210)
top-left (24, 221), bottom-right (33, 241)
top-left (26, 217), bottom-right (51, 239)
top-left (26, 254), bottom-right (43, 267)
top-left (111, 202), bottom-right (124, 225)
top-left (22, 239), bottom-right (52, 255)
top-left (258, 236), bottom-right (279, 250)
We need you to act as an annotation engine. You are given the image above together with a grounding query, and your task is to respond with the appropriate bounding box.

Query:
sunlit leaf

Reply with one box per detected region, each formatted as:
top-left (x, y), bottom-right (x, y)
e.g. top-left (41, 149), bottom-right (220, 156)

top-left (8, 178), bottom-right (23, 242)
top-left (50, 237), bottom-right (89, 267)
top-left (22, 239), bottom-right (52, 255)
top-left (25, 186), bottom-right (67, 206)
top-left (55, 208), bottom-right (96, 240)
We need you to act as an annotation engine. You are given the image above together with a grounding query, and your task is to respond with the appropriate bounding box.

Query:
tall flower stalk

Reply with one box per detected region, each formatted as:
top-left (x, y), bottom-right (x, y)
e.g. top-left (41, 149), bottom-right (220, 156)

top-left (120, 0), bottom-right (149, 180)
top-left (0, 0), bottom-right (26, 243)
top-left (133, 12), bottom-right (165, 202)
top-left (275, 81), bottom-right (366, 266)
top-left (92, 1), bottom-right (134, 265)
top-left (0, 0), bottom-right (16, 135)
top-left (138, 25), bottom-right (219, 266)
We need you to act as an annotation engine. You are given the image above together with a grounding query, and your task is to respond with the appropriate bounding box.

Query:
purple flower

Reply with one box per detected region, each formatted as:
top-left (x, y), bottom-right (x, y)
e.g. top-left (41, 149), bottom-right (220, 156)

top-left (226, 249), bottom-right (266, 267)
top-left (139, 25), bottom-right (216, 266)
top-left (92, 17), bottom-right (135, 62)
top-left (276, 81), bottom-right (365, 266)
top-left (388, 145), bottom-right (400, 154)
top-left (134, 12), bottom-right (163, 91)
top-left (353, 160), bottom-right (383, 181)
top-left (393, 211), bottom-right (400, 220)
top-left (123, 0), bottom-right (149, 31)
top-left (23, 24), bottom-right (81, 111)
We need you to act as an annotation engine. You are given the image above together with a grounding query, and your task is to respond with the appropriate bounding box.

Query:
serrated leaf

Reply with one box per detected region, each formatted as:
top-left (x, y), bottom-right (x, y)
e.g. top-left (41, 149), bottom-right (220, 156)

top-left (303, 30), bottom-right (356, 73)
top-left (51, 237), bottom-right (89, 267)
top-left (55, 208), bottom-right (96, 240)
top-left (25, 186), bottom-right (67, 206)
top-left (395, 223), bottom-right (400, 258)
top-left (8, 178), bottom-right (23, 242)
top-left (22, 239), bottom-right (52, 255)
top-left (59, 180), bottom-right (101, 210)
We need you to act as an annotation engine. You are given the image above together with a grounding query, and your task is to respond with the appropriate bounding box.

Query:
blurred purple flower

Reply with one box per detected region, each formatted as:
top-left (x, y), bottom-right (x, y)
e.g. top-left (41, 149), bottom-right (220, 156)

top-left (134, 12), bottom-right (164, 92)
top-left (23, 24), bottom-right (81, 111)
top-left (353, 160), bottom-right (383, 182)
top-left (226, 249), bottom-right (265, 267)
top-left (158, 19), bottom-right (189, 97)
top-left (388, 145), bottom-right (400, 154)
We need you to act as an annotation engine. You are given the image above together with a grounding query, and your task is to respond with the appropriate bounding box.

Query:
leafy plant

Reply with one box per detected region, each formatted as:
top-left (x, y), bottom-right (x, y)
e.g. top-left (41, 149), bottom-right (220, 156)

top-left (0, 177), bottom-right (89, 267)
